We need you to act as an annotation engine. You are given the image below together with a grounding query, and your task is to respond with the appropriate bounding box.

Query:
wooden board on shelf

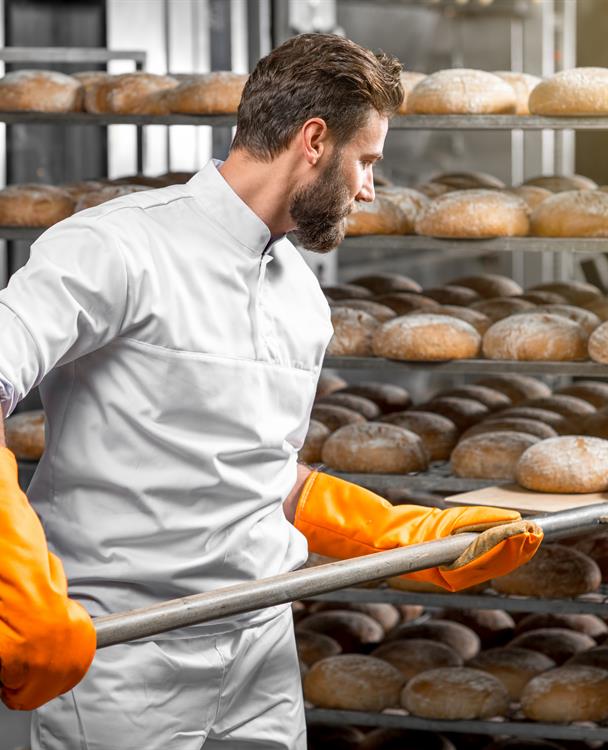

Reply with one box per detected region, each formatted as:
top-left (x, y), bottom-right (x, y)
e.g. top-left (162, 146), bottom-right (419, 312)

top-left (447, 482), bottom-right (608, 514)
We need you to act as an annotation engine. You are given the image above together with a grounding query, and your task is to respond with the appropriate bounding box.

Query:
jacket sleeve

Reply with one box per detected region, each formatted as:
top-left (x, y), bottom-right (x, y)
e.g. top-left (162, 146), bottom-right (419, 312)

top-left (0, 217), bottom-right (129, 413)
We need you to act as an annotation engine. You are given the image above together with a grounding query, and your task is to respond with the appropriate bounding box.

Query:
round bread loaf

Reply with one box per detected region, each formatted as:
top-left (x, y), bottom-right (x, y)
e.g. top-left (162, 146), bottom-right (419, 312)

top-left (475, 374), bottom-right (551, 403)
top-left (439, 385), bottom-right (511, 411)
top-left (331, 299), bottom-right (396, 322)
top-left (303, 654), bottom-right (405, 711)
top-left (338, 381), bottom-right (411, 414)
top-left (374, 292), bottom-right (439, 315)
top-left (310, 404), bottom-right (365, 432)
top-left (584, 295), bottom-right (608, 320)
top-left (321, 422), bottom-right (429, 474)
top-left (352, 272), bottom-right (422, 295)
top-left (297, 610), bottom-right (384, 652)
top-left (373, 314), bottom-right (481, 361)
top-left (451, 431), bottom-right (539, 480)
top-left (493, 71), bottom-right (542, 115)
top-left (516, 436), bottom-right (608, 492)
top-left (387, 620), bottom-right (480, 660)
top-left (521, 665), bottom-right (608, 723)
top-left (507, 185), bottom-right (553, 211)
top-left (316, 373), bottom-right (347, 398)
top-left (482, 313), bottom-right (588, 361)
top-left (0, 184), bottom-right (74, 226)
top-left (323, 283), bottom-right (372, 300)
top-left (515, 612), bottom-right (608, 640)
top-left (529, 67), bottom-right (608, 115)
top-left (452, 274), bottom-right (523, 299)
top-left (494, 406), bottom-right (565, 428)
top-left (60, 179), bottom-right (106, 200)
top-left (423, 285), bottom-right (481, 306)
top-left (515, 290), bottom-right (567, 305)
top-left (523, 174), bottom-right (598, 192)
top-left (398, 70), bottom-right (427, 113)
top-left (0, 70), bottom-right (82, 112)
top-left (432, 171), bottom-right (506, 190)
top-left (372, 638), bottom-right (462, 681)
top-left (415, 190), bottom-right (529, 239)
top-left (164, 72), bottom-right (247, 113)
top-left (376, 186), bottom-right (429, 233)
top-left (518, 304), bottom-right (601, 335)
top-left (432, 305), bottom-right (492, 335)
top-left (510, 628), bottom-right (596, 665)
top-left (327, 308), bottom-right (379, 356)
top-left (423, 397), bottom-right (489, 431)
top-left (359, 728), bottom-right (456, 750)
top-left (468, 647), bottom-right (555, 700)
top-left (528, 280), bottom-right (602, 306)
top-left (307, 723), bottom-right (364, 750)
top-left (531, 190), bottom-right (608, 237)
top-left (296, 630), bottom-right (342, 666)
top-left (493, 543), bottom-right (602, 598)
top-left (74, 184), bottom-right (148, 211)
top-left (461, 418), bottom-right (557, 441)
top-left (522, 394), bottom-right (596, 419)
top-left (380, 410), bottom-right (458, 461)
top-left (84, 72), bottom-right (177, 114)
top-left (4, 410), bottom-right (45, 460)
top-left (472, 297), bottom-right (536, 323)
top-left (571, 531), bottom-right (608, 578)
top-left (439, 608), bottom-right (515, 649)
top-left (588, 319), bottom-right (608, 363)
top-left (407, 68), bottom-right (516, 114)
top-left (317, 393), bottom-right (381, 420)
top-left (309, 602), bottom-right (400, 633)
top-left (346, 195), bottom-right (414, 235)
top-left (567, 645), bottom-right (608, 670)
top-left (299, 420), bottom-right (330, 463)
top-left (402, 667), bottom-right (510, 719)
top-left (556, 380), bottom-right (608, 407)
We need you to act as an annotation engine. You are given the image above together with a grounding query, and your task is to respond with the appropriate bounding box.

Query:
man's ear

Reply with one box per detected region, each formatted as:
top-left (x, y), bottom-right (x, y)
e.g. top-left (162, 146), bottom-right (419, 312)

top-left (300, 118), bottom-right (329, 167)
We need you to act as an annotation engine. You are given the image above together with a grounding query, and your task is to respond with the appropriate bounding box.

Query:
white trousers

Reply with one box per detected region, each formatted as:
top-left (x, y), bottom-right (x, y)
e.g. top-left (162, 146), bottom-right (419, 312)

top-left (31, 607), bottom-right (306, 749)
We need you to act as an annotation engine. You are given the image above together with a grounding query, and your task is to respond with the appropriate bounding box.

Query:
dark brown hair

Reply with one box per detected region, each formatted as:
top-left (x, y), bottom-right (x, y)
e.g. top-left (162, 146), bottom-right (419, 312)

top-left (231, 33), bottom-right (403, 160)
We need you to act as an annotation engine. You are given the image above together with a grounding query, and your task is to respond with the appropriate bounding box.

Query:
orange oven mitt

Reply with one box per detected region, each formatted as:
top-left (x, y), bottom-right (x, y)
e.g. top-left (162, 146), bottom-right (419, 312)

top-left (294, 471), bottom-right (542, 592)
top-left (0, 447), bottom-right (96, 710)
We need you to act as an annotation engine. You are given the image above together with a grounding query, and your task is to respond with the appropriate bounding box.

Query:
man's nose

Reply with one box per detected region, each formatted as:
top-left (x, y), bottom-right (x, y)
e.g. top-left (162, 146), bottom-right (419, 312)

top-left (356, 172), bottom-right (375, 203)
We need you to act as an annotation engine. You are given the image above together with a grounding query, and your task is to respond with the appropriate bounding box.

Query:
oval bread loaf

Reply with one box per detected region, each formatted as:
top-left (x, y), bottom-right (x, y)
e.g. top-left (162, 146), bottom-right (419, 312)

top-left (482, 313), bottom-right (588, 361)
top-left (338, 381), bottom-right (411, 413)
top-left (524, 173), bottom-right (598, 192)
top-left (380, 410), bottom-right (458, 461)
top-left (461, 418), bottom-right (557, 441)
top-left (468, 646), bottom-right (556, 700)
top-left (521, 666), bottom-right (608, 723)
top-left (0, 70), bottom-right (82, 112)
top-left (407, 69), bottom-right (516, 114)
top-left (299, 420), bottom-right (330, 463)
top-left (510, 628), bottom-right (596, 665)
top-left (451, 431), bottom-right (540, 480)
top-left (530, 190), bottom-right (608, 237)
top-left (528, 280), bottom-right (601, 306)
top-left (327, 308), bottom-right (379, 356)
top-left (352, 272), bottom-right (422, 295)
top-left (475, 374), bottom-right (551, 403)
top-left (529, 67), bottom-right (608, 116)
top-left (372, 638), bottom-right (463, 681)
top-left (310, 404), bottom-right (365, 432)
top-left (451, 273), bottom-right (523, 298)
top-left (164, 72), bottom-right (247, 113)
top-left (297, 610), bottom-right (384, 652)
top-left (0, 184), bottom-right (74, 226)
top-left (317, 393), bottom-right (381, 420)
top-left (386, 620), bottom-right (480, 660)
top-left (373, 314), bottom-right (481, 361)
top-left (493, 71), bottom-right (542, 115)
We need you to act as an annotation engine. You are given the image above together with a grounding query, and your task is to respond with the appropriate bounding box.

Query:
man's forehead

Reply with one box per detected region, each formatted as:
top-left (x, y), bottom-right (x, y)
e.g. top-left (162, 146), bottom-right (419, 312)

top-left (350, 111), bottom-right (388, 150)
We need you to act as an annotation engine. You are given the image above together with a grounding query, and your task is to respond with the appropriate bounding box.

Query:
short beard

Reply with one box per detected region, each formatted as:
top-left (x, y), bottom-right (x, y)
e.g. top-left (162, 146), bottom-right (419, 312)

top-left (290, 150), bottom-right (352, 253)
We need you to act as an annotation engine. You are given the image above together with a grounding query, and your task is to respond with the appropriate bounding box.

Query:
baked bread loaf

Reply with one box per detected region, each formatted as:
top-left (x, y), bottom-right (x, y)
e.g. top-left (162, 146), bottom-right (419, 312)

top-left (380, 410), bottom-right (458, 461)
top-left (461, 418), bottom-right (557, 441)
top-left (567, 646), bottom-right (608, 670)
top-left (374, 292), bottom-right (439, 315)
top-left (452, 431), bottom-right (540, 480)
top-left (570, 531), bottom-right (608, 578)
top-left (375, 186), bottom-right (429, 233)
top-left (451, 273), bottom-right (523, 299)
top-left (5, 410), bottom-right (45, 460)
top-left (523, 173), bottom-right (598, 192)
top-left (423, 397), bottom-right (489, 431)
top-left (310, 404), bottom-right (365, 432)
top-left (529, 67), bottom-right (608, 115)
top-left (530, 190), bottom-right (608, 237)
top-left (407, 69), bottom-right (516, 114)
top-left (84, 72), bottom-right (177, 114)
top-left (423, 285), bottom-right (481, 306)
top-left (402, 667), bottom-right (510, 719)
top-left (0, 184), bottom-right (74, 226)
top-left (472, 296), bottom-right (535, 323)
top-left (585, 295), bottom-right (608, 320)
top-left (398, 71), bottom-right (427, 113)
top-left (164, 72), bottom-right (247, 113)
top-left (556, 379), bottom-right (608, 407)
top-left (327, 308), bottom-right (379, 357)
top-left (352, 272), bottom-right (422, 295)
top-left (439, 385), bottom-right (512, 411)
top-left (429, 171), bottom-right (506, 190)
top-left (317, 393), bottom-right (381, 420)
top-left (588, 319), bottom-right (608, 363)
top-left (372, 638), bottom-right (462, 681)
top-left (346, 195), bottom-right (414, 236)
top-left (296, 630), bottom-right (342, 666)
top-left (521, 666), bottom-right (608, 723)
top-left (510, 628), bottom-right (596, 665)
top-left (440, 608), bottom-right (515, 649)
top-left (475, 374), bottom-right (551, 403)
top-left (75, 184), bottom-right (148, 211)
top-left (373, 314), bottom-right (481, 361)
top-left (519, 304), bottom-right (601, 335)
top-left (0, 70), bottom-right (82, 112)
top-left (321, 422), bottom-right (429, 474)
top-left (482, 313), bottom-right (588, 361)
top-left (338, 381), bottom-right (411, 414)
top-left (468, 647), bottom-right (555, 700)
top-left (493, 71), bottom-right (542, 115)
top-left (516, 291), bottom-right (567, 305)
top-left (387, 620), bottom-right (480, 660)
top-left (516, 436), bottom-right (608, 493)
top-left (515, 612), bottom-right (608, 640)
top-left (493, 543), bottom-right (602, 598)
top-left (528, 280), bottom-right (601, 306)
top-left (297, 610), bottom-right (384, 652)
top-left (521, 394), bottom-right (595, 418)
top-left (323, 283), bottom-right (372, 300)
top-left (415, 190), bottom-right (529, 239)
top-left (494, 406), bottom-right (565, 429)
top-left (309, 602), bottom-right (400, 633)
top-left (432, 305), bottom-right (492, 335)
top-left (315, 373), bottom-right (347, 398)
top-left (331, 299), bottom-right (396, 322)
top-left (61, 179), bottom-right (107, 200)
top-left (303, 654), bottom-right (405, 711)
top-left (299, 420), bottom-right (330, 463)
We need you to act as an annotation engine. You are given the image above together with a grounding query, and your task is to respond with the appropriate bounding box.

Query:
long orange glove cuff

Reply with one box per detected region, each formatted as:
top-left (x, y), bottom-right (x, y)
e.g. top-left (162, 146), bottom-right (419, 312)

top-left (0, 447), bottom-right (96, 710)
top-left (294, 471), bottom-right (543, 592)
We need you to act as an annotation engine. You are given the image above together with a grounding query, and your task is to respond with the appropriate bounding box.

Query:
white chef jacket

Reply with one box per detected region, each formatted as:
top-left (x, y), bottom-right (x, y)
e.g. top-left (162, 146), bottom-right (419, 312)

top-left (0, 159), bottom-right (333, 634)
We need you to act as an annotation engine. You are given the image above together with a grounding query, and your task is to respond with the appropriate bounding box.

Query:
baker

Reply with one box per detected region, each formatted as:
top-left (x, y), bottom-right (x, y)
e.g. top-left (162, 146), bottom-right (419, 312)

top-left (0, 33), bottom-right (542, 749)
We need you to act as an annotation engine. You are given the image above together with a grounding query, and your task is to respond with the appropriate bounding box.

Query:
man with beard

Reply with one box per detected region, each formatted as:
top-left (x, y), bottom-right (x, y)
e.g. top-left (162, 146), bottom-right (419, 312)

top-left (0, 33), bottom-right (542, 749)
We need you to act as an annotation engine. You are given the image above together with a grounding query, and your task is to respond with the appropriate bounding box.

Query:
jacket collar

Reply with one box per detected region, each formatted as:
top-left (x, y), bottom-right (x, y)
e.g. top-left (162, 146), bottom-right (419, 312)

top-left (186, 159), bottom-right (273, 255)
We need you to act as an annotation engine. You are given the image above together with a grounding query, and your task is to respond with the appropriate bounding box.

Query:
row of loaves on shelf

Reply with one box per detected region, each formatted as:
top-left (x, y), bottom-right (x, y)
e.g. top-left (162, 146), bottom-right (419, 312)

top-left (2, 66), bottom-right (608, 118)
top-left (325, 274), bottom-right (608, 363)
top-left (308, 372), bottom-right (608, 484)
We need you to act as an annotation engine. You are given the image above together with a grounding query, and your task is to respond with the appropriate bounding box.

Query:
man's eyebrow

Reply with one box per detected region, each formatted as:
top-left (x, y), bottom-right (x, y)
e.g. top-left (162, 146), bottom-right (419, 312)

top-left (364, 152), bottom-right (384, 161)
